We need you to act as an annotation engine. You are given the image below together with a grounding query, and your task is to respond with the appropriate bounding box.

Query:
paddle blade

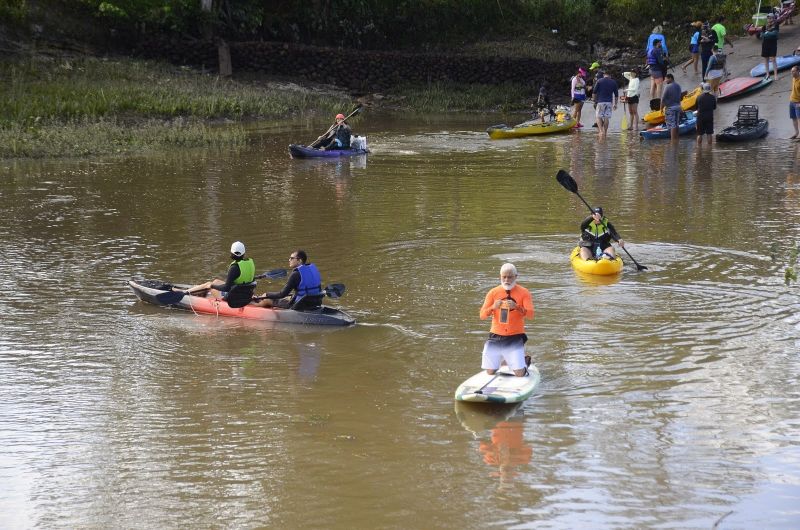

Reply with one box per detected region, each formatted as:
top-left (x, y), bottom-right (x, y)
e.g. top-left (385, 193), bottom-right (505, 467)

top-left (255, 268), bottom-right (287, 280)
top-left (556, 169), bottom-right (578, 193)
top-left (154, 290), bottom-right (185, 305)
top-left (324, 283), bottom-right (346, 298)
top-left (621, 105), bottom-right (628, 130)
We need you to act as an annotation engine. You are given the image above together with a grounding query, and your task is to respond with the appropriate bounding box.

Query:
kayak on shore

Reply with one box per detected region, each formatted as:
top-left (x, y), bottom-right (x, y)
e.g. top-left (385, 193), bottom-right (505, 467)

top-left (128, 278), bottom-right (356, 327)
top-left (716, 104), bottom-right (769, 142)
top-left (643, 86), bottom-right (702, 125)
top-left (487, 107), bottom-right (576, 139)
top-left (640, 111), bottom-right (697, 139)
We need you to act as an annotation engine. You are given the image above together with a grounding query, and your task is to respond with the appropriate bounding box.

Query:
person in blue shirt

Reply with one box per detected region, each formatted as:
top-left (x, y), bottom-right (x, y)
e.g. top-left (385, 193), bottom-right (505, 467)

top-left (255, 249), bottom-right (323, 309)
top-left (660, 73), bottom-right (683, 141)
top-left (592, 71), bottom-right (619, 139)
top-left (682, 21), bottom-right (702, 75)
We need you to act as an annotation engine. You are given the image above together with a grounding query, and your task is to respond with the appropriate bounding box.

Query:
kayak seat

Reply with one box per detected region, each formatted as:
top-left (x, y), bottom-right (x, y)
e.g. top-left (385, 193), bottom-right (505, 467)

top-left (224, 281), bottom-right (257, 308)
top-left (736, 105), bottom-right (759, 128)
top-left (291, 294), bottom-right (324, 311)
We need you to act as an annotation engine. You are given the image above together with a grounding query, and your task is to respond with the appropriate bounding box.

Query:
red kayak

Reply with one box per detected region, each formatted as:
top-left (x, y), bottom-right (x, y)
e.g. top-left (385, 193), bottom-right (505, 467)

top-left (718, 77), bottom-right (772, 101)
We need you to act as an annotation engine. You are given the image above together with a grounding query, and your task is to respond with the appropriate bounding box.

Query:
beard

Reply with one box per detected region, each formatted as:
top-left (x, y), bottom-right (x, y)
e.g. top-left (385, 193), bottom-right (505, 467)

top-left (501, 281), bottom-right (516, 291)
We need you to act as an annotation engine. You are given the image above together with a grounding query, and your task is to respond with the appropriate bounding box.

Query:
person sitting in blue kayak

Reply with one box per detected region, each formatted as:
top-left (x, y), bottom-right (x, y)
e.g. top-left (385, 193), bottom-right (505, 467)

top-left (317, 113), bottom-right (352, 150)
top-left (255, 249), bottom-right (323, 309)
top-left (579, 207), bottom-right (624, 260)
top-left (183, 241), bottom-right (256, 304)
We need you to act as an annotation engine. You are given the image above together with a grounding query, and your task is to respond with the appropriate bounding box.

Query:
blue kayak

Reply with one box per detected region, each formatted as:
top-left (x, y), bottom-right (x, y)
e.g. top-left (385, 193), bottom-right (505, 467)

top-left (640, 111), bottom-right (697, 139)
top-left (750, 55), bottom-right (800, 77)
top-left (289, 144), bottom-right (369, 159)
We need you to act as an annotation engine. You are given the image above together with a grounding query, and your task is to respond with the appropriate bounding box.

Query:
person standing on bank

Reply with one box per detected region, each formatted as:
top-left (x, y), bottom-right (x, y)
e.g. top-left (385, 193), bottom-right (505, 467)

top-left (705, 45), bottom-right (727, 96)
top-left (479, 263), bottom-right (534, 378)
top-left (789, 66), bottom-right (800, 139)
top-left (695, 82), bottom-right (717, 146)
top-left (711, 16), bottom-right (734, 52)
top-left (683, 21), bottom-right (702, 75)
top-left (660, 73), bottom-right (683, 141)
top-left (647, 39), bottom-right (667, 101)
top-left (570, 67), bottom-right (588, 128)
top-left (760, 14), bottom-right (780, 81)
top-left (699, 23), bottom-right (717, 82)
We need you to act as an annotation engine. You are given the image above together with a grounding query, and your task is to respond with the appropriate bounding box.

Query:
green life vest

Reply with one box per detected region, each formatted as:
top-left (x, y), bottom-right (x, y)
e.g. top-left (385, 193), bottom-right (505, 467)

top-left (586, 218), bottom-right (610, 239)
top-left (231, 258), bottom-right (255, 284)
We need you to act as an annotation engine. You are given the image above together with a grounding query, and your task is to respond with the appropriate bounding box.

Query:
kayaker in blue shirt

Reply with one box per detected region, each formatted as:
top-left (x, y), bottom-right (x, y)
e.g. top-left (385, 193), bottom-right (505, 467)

top-left (184, 241), bottom-right (256, 301)
top-left (317, 113), bottom-right (352, 150)
top-left (256, 249), bottom-right (323, 309)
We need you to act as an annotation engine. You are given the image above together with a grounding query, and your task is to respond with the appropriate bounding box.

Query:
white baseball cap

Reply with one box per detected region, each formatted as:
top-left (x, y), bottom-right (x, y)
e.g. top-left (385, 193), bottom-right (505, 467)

top-left (230, 241), bottom-right (245, 256)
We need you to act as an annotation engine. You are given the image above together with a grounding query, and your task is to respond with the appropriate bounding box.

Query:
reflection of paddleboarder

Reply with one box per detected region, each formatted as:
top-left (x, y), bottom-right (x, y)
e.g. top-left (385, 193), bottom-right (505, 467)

top-left (478, 419), bottom-right (532, 482)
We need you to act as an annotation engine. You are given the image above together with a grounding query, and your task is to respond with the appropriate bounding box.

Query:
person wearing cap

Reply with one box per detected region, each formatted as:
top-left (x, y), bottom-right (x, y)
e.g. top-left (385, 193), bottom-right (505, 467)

top-left (760, 14), bottom-right (780, 81)
top-left (570, 67), bottom-right (588, 128)
top-left (317, 113), bottom-right (352, 150)
top-left (622, 68), bottom-right (641, 130)
top-left (647, 25), bottom-right (669, 56)
top-left (647, 39), bottom-right (667, 101)
top-left (579, 207), bottom-right (624, 261)
top-left (255, 249), bottom-right (323, 309)
top-left (184, 241), bottom-right (256, 300)
top-left (695, 82), bottom-right (717, 145)
top-left (479, 263), bottom-right (534, 378)
top-left (592, 71), bottom-right (618, 139)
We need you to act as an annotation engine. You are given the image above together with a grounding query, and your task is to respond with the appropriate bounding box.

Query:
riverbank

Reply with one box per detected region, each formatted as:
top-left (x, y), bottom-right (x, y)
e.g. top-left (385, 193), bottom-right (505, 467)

top-left (0, 55), bottom-right (351, 158)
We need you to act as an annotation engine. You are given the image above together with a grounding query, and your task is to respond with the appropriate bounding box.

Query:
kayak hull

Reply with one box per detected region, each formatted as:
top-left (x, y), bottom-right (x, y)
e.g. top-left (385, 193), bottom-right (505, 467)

top-left (640, 111), bottom-right (697, 139)
top-left (455, 365), bottom-right (541, 403)
top-left (487, 118), bottom-right (576, 139)
top-left (128, 279), bottom-right (355, 326)
top-left (289, 144), bottom-right (369, 158)
top-left (718, 77), bottom-right (773, 101)
top-left (569, 246), bottom-right (623, 275)
top-left (716, 119), bottom-right (769, 142)
top-left (750, 54), bottom-right (800, 77)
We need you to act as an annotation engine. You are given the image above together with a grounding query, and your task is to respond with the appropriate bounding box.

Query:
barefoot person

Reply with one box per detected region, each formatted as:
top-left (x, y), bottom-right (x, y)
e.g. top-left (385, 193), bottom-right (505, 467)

top-left (790, 66), bottom-right (800, 139)
top-left (622, 69), bottom-right (641, 130)
top-left (479, 263), bottom-right (534, 378)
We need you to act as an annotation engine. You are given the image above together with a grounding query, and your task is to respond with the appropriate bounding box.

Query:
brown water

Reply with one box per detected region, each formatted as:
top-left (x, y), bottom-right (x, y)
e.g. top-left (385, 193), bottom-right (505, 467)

top-left (2, 115), bottom-right (800, 529)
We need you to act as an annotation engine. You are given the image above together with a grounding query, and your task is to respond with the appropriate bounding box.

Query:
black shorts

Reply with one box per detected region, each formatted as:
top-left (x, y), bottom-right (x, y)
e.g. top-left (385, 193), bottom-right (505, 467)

top-left (626, 95), bottom-right (640, 104)
top-left (696, 116), bottom-right (714, 135)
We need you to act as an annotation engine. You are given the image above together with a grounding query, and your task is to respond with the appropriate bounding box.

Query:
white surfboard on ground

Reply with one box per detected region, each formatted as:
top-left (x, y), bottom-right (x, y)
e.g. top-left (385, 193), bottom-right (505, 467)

top-left (454, 365), bottom-right (541, 403)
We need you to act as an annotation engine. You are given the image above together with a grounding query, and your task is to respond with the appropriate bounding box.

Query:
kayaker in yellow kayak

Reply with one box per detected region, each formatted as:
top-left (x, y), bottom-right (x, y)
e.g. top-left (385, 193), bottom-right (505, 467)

top-left (579, 207), bottom-right (625, 260)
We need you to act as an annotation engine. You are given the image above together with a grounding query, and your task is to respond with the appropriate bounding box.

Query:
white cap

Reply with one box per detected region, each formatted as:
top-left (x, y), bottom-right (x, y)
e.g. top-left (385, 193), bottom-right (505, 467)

top-left (230, 241), bottom-right (245, 256)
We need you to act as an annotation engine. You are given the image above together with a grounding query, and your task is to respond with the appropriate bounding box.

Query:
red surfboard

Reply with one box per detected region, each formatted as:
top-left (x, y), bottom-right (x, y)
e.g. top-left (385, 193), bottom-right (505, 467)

top-left (718, 77), bottom-right (772, 101)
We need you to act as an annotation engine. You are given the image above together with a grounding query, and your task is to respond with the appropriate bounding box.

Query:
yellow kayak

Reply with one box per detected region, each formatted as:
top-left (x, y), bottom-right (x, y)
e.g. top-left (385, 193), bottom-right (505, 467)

top-left (570, 246), bottom-right (623, 276)
top-left (642, 86), bottom-right (703, 125)
top-left (487, 109), bottom-right (576, 139)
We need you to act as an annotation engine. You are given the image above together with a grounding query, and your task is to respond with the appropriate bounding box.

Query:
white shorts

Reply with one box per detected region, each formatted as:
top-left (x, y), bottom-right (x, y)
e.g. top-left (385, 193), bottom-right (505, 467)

top-left (481, 338), bottom-right (526, 371)
top-left (595, 102), bottom-right (613, 119)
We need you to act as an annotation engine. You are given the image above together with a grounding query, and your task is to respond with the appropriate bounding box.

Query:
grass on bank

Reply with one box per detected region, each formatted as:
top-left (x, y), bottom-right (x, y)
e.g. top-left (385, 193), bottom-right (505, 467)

top-left (393, 81), bottom-right (538, 113)
top-left (0, 55), bottom-right (352, 158)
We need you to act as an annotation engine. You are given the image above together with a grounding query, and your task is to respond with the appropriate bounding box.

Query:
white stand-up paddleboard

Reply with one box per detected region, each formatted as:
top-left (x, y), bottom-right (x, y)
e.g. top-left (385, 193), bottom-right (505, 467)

top-left (454, 365), bottom-right (540, 403)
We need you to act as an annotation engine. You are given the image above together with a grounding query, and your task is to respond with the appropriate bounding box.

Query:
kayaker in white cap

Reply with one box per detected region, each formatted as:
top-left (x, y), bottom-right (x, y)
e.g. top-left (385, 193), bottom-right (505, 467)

top-left (183, 241), bottom-right (256, 300)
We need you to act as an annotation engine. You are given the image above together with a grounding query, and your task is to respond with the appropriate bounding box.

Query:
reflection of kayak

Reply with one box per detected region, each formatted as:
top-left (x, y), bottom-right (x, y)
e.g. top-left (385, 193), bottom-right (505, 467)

top-left (128, 279), bottom-right (356, 326)
top-left (569, 246), bottom-right (623, 275)
top-left (718, 77), bottom-right (772, 101)
top-left (750, 54), bottom-right (800, 77)
top-left (640, 111), bottom-right (697, 139)
top-left (289, 144), bottom-right (368, 158)
top-left (643, 86), bottom-right (702, 125)
top-left (455, 365), bottom-right (541, 403)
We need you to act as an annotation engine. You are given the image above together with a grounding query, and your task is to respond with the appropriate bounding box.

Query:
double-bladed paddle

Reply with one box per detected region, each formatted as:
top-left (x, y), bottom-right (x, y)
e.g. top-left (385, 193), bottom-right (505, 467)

top-left (252, 282), bottom-right (346, 303)
top-left (153, 268), bottom-right (289, 305)
top-left (309, 106), bottom-right (363, 148)
top-left (555, 169), bottom-right (648, 271)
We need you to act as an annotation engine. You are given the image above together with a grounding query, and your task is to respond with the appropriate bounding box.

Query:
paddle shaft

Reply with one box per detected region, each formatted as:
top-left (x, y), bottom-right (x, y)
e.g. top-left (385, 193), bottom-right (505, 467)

top-left (309, 106), bottom-right (361, 148)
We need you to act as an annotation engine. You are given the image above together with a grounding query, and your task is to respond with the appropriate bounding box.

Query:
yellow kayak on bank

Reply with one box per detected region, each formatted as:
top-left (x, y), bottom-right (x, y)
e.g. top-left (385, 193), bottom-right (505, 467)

top-left (643, 86), bottom-right (702, 125)
top-left (569, 246), bottom-right (623, 275)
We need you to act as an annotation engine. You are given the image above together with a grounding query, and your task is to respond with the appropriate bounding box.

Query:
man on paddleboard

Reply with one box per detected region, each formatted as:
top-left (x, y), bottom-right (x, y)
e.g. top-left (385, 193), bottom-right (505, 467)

top-left (479, 263), bottom-right (534, 378)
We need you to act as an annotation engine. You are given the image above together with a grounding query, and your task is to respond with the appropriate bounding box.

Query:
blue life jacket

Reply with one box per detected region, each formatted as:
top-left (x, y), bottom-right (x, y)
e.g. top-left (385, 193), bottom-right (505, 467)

top-left (296, 263), bottom-right (322, 298)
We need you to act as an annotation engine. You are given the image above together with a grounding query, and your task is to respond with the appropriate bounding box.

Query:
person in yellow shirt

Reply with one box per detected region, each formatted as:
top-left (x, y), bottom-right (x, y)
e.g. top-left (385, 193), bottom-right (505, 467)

top-left (790, 66), bottom-right (800, 139)
top-left (479, 263), bottom-right (534, 377)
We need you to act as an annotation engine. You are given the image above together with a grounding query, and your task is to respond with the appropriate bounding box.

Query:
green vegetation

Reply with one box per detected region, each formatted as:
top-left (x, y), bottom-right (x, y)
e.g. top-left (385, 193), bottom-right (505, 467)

top-left (394, 82), bottom-right (537, 113)
top-left (786, 244), bottom-right (799, 286)
top-left (0, 55), bottom-right (351, 158)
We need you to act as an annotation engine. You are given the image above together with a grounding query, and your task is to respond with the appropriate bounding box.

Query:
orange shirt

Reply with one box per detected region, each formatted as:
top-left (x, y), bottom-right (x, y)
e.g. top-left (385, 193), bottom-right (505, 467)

top-left (479, 284), bottom-right (534, 335)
